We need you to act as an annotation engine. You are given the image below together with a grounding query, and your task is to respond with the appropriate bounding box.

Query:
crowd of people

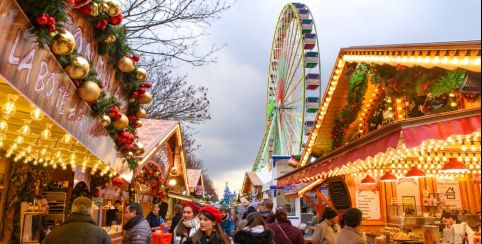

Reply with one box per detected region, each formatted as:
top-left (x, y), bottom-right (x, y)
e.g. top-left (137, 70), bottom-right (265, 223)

top-left (37, 196), bottom-right (477, 244)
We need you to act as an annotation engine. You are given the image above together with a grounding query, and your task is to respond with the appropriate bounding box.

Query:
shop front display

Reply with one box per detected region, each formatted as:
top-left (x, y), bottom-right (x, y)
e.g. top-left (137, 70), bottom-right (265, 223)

top-left (0, 0), bottom-right (152, 242)
top-left (276, 41), bottom-right (481, 243)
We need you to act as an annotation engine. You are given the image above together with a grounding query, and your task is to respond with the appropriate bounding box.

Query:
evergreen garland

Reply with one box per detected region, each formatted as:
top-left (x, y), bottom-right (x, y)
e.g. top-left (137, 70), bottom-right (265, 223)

top-left (16, 0), bottom-right (149, 170)
top-left (331, 64), bottom-right (370, 149)
top-left (429, 69), bottom-right (466, 97)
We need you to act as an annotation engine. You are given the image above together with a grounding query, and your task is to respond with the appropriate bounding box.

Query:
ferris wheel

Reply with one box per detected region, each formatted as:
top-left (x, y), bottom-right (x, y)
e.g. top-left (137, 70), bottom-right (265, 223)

top-left (253, 3), bottom-right (322, 172)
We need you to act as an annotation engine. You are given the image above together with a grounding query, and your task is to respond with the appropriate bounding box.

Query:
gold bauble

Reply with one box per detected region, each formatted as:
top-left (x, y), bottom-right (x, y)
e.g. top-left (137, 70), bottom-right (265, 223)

top-left (134, 120), bottom-right (143, 128)
top-left (90, 3), bottom-right (99, 16)
top-left (100, 3), bottom-right (109, 13)
top-left (78, 81), bottom-right (101, 102)
top-left (65, 56), bottom-right (90, 80)
top-left (136, 68), bottom-right (148, 80)
top-left (99, 114), bottom-right (111, 127)
top-left (117, 57), bottom-right (135, 73)
top-left (52, 30), bottom-right (75, 56)
top-left (48, 31), bottom-right (57, 38)
top-left (139, 92), bottom-right (153, 104)
top-left (113, 114), bottom-right (129, 129)
top-left (103, 0), bottom-right (121, 17)
top-left (135, 143), bottom-right (145, 155)
top-left (104, 35), bottom-right (116, 43)
top-left (135, 108), bottom-right (147, 118)
top-left (126, 151), bottom-right (135, 160)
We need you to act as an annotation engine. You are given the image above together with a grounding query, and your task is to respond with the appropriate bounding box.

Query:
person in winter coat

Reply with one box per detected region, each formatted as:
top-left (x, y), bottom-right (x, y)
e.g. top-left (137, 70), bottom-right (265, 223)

top-left (184, 205), bottom-right (230, 244)
top-left (42, 196), bottom-right (111, 244)
top-left (219, 207), bottom-right (235, 240)
top-left (122, 202), bottom-right (152, 244)
top-left (171, 204), bottom-right (184, 233)
top-left (312, 207), bottom-right (341, 244)
top-left (234, 212), bottom-right (274, 244)
top-left (173, 202), bottom-right (201, 244)
top-left (258, 199), bottom-right (275, 224)
top-left (237, 206), bottom-right (257, 231)
top-left (146, 205), bottom-right (163, 229)
top-left (268, 208), bottom-right (305, 244)
top-left (442, 212), bottom-right (475, 244)
top-left (336, 208), bottom-right (366, 244)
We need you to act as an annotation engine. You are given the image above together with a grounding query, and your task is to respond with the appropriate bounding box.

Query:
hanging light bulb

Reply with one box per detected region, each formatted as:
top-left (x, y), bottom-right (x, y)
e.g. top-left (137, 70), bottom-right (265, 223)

top-left (2, 94), bottom-right (18, 116)
top-left (62, 134), bottom-right (72, 143)
top-left (41, 123), bottom-right (52, 139)
top-left (15, 135), bottom-right (24, 145)
top-left (0, 119), bottom-right (8, 132)
top-left (30, 108), bottom-right (43, 121)
top-left (19, 119), bottom-right (32, 135)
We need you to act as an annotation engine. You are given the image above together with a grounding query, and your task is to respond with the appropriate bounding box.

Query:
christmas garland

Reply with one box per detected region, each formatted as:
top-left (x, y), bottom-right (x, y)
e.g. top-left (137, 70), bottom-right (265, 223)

top-left (333, 63), bottom-right (470, 150)
top-left (331, 63), bottom-right (370, 149)
top-left (17, 0), bottom-right (151, 170)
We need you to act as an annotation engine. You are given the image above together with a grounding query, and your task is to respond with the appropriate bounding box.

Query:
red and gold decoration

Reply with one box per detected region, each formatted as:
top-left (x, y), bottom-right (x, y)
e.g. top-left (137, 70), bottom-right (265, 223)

top-left (134, 162), bottom-right (168, 203)
top-left (17, 0), bottom-right (154, 170)
top-left (78, 80), bottom-right (101, 102)
top-left (65, 56), bottom-right (90, 80)
top-left (51, 29), bottom-right (76, 56)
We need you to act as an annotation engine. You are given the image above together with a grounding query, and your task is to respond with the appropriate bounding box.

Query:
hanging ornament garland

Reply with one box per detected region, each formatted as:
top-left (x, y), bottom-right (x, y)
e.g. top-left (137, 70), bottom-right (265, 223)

top-left (17, 0), bottom-right (152, 170)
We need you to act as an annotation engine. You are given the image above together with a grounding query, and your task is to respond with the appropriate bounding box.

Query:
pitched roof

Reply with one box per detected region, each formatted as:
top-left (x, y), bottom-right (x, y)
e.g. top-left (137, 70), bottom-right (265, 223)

top-left (137, 119), bottom-right (179, 158)
top-left (246, 172), bottom-right (262, 186)
top-left (186, 169), bottom-right (203, 188)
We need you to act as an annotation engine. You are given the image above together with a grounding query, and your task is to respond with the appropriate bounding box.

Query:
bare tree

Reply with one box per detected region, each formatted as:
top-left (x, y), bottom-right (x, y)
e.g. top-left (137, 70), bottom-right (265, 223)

top-left (122, 0), bottom-right (233, 68)
top-left (144, 68), bottom-right (211, 124)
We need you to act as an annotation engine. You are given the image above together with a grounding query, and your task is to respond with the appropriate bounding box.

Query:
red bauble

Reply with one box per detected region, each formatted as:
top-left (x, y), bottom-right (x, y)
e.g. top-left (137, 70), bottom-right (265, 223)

top-left (36, 14), bottom-right (48, 25)
top-left (95, 20), bottom-right (108, 30)
top-left (139, 88), bottom-right (146, 94)
top-left (132, 54), bottom-right (140, 62)
top-left (128, 115), bottom-right (137, 122)
top-left (144, 82), bottom-right (152, 88)
top-left (131, 91), bottom-right (139, 98)
top-left (47, 24), bottom-right (56, 32)
top-left (47, 17), bottom-right (56, 26)
top-left (79, 6), bottom-right (92, 16)
top-left (109, 12), bottom-right (123, 26)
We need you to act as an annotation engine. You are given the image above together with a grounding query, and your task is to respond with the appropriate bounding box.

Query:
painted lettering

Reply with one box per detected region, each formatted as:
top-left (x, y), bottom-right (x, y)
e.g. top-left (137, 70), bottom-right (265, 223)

top-left (16, 48), bottom-right (36, 85)
top-left (8, 29), bottom-right (22, 65)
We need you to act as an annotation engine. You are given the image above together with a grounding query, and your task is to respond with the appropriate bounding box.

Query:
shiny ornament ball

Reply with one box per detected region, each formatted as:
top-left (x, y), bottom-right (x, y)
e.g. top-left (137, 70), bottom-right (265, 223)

top-left (65, 56), bottom-right (90, 80)
top-left (78, 80), bottom-right (101, 102)
top-left (52, 30), bottom-right (75, 56)
top-left (90, 2), bottom-right (99, 16)
top-left (108, 12), bottom-right (123, 25)
top-left (104, 35), bottom-right (116, 43)
top-left (135, 143), bottom-right (145, 155)
top-left (117, 57), bottom-right (135, 73)
top-left (135, 108), bottom-right (147, 119)
top-left (136, 68), bottom-right (148, 80)
top-left (99, 114), bottom-right (111, 127)
top-left (113, 114), bottom-right (129, 129)
top-left (126, 151), bottom-right (135, 160)
top-left (139, 92), bottom-right (153, 104)
top-left (134, 120), bottom-right (143, 128)
top-left (103, 0), bottom-right (121, 17)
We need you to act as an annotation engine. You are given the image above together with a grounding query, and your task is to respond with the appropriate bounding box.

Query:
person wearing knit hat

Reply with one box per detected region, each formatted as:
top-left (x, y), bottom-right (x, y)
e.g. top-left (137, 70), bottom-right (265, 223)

top-left (311, 207), bottom-right (341, 244)
top-left (184, 205), bottom-right (230, 244)
top-left (173, 202), bottom-right (201, 244)
top-left (237, 206), bottom-right (258, 232)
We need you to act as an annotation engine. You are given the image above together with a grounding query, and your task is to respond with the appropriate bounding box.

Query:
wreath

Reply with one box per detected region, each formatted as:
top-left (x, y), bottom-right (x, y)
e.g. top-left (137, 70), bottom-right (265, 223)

top-left (134, 162), bottom-right (168, 203)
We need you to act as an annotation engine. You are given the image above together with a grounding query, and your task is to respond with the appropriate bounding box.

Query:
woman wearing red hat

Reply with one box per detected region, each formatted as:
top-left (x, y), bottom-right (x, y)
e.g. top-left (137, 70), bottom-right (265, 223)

top-left (173, 202), bottom-right (201, 244)
top-left (184, 205), bottom-right (230, 244)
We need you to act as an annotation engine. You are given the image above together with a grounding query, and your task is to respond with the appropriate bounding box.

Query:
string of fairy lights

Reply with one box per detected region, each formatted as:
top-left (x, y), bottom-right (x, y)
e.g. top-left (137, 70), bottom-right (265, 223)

top-left (0, 93), bottom-right (116, 177)
top-left (296, 130), bottom-right (481, 184)
top-left (301, 47), bottom-right (481, 167)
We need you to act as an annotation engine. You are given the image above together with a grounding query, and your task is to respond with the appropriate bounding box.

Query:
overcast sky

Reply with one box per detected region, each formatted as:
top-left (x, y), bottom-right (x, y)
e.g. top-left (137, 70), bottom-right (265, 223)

top-left (177, 0), bottom-right (481, 196)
